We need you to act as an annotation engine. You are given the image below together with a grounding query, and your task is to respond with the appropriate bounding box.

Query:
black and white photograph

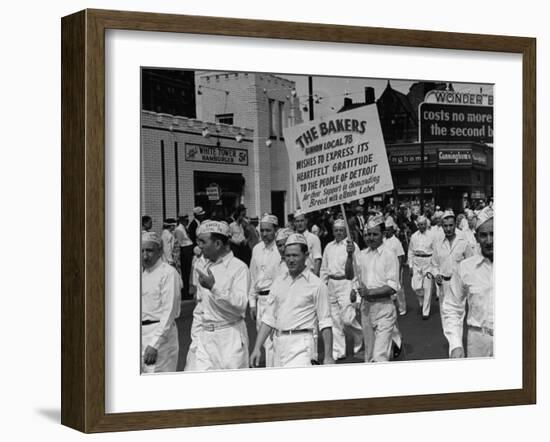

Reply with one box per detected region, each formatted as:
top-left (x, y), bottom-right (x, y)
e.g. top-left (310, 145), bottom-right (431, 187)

top-left (140, 68), bottom-right (494, 373)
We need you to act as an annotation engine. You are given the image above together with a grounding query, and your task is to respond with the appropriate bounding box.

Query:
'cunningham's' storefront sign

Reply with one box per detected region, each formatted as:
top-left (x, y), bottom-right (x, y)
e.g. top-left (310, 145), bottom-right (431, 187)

top-left (438, 149), bottom-right (472, 165)
top-left (185, 143), bottom-right (249, 166)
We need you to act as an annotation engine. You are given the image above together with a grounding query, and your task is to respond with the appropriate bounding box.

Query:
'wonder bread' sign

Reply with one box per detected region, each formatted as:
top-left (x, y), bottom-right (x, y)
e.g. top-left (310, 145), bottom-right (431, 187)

top-left (283, 105), bottom-right (393, 213)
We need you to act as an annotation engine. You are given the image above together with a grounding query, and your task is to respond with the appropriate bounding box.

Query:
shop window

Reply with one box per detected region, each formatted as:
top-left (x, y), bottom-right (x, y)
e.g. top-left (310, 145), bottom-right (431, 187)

top-left (215, 113), bottom-right (234, 125)
top-left (278, 101), bottom-right (285, 138)
top-left (268, 99), bottom-right (276, 138)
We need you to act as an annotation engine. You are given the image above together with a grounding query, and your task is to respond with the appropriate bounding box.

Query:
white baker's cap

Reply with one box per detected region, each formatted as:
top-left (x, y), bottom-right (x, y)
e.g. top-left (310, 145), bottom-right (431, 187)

top-left (476, 207), bottom-right (494, 229)
top-left (365, 214), bottom-right (385, 231)
top-left (442, 210), bottom-right (455, 219)
top-left (260, 214), bottom-right (279, 226)
top-left (142, 231), bottom-right (161, 245)
top-left (197, 220), bottom-right (231, 237)
top-left (333, 219), bottom-right (346, 228)
top-left (275, 228), bottom-right (293, 242)
top-left (285, 233), bottom-right (308, 248)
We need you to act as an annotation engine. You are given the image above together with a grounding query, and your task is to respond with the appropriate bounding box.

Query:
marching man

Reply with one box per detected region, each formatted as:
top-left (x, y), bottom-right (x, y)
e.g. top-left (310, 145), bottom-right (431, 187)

top-left (141, 231), bottom-right (182, 373)
top-left (320, 219), bottom-right (363, 360)
top-left (383, 217), bottom-right (407, 316)
top-left (294, 209), bottom-right (323, 276)
top-left (249, 214), bottom-right (281, 367)
top-left (161, 218), bottom-right (178, 268)
top-left (250, 233), bottom-right (334, 368)
top-left (431, 210), bottom-right (474, 331)
top-left (408, 215), bottom-right (435, 319)
top-left (347, 214), bottom-right (400, 362)
top-left (187, 220), bottom-right (250, 371)
top-left (275, 228), bottom-right (292, 274)
top-left (443, 207), bottom-right (494, 358)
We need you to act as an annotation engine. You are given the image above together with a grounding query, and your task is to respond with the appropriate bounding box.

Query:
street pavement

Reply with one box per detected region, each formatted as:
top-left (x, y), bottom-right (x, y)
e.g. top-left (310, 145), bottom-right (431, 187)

top-left (175, 264), bottom-right (450, 371)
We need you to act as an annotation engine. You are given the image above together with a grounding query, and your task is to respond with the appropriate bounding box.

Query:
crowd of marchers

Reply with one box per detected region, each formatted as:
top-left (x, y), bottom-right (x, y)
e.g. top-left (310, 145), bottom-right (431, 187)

top-left (140, 199), bottom-right (494, 372)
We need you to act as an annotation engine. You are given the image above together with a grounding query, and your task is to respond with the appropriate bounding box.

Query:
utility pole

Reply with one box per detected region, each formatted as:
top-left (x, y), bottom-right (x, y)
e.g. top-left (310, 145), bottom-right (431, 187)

top-left (308, 76), bottom-right (314, 121)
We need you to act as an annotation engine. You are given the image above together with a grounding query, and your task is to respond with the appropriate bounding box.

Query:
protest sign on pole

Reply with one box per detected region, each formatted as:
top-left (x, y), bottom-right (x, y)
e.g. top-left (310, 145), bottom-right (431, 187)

top-left (283, 105), bottom-right (394, 214)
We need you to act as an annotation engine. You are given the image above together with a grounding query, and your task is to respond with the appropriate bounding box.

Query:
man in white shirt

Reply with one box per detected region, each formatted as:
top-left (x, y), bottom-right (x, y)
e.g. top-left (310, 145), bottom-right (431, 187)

top-left (175, 215), bottom-right (193, 298)
top-left (229, 205), bottom-right (251, 265)
top-left (462, 210), bottom-right (480, 256)
top-left (444, 207), bottom-right (494, 358)
top-left (430, 213), bottom-right (445, 242)
top-left (383, 217), bottom-right (406, 316)
top-left (346, 214), bottom-right (399, 362)
top-left (432, 210), bottom-right (474, 333)
top-left (294, 209), bottom-right (322, 276)
top-left (275, 228), bottom-right (292, 274)
top-left (188, 206), bottom-right (205, 247)
top-left (320, 219), bottom-right (362, 360)
top-left (184, 247), bottom-right (207, 371)
top-left (141, 231), bottom-right (182, 373)
top-left (186, 220), bottom-right (250, 371)
top-left (408, 216), bottom-right (435, 319)
top-left (382, 217), bottom-right (406, 358)
top-left (249, 214), bottom-right (280, 367)
top-left (250, 233), bottom-right (334, 368)
top-left (161, 218), bottom-right (178, 268)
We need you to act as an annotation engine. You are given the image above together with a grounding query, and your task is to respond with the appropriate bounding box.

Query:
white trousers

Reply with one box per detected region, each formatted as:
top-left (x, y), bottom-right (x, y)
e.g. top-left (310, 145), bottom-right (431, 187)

top-left (184, 308), bottom-right (202, 371)
top-left (438, 280), bottom-right (457, 333)
top-left (327, 279), bottom-right (363, 359)
top-left (256, 295), bottom-right (274, 367)
top-left (361, 299), bottom-right (397, 362)
top-left (395, 286), bottom-right (407, 315)
top-left (411, 257), bottom-right (433, 317)
top-left (192, 320), bottom-right (249, 371)
top-left (273, 332), bottom-right (314, 367)
top-left (141, 321), bottom-right (179, 373)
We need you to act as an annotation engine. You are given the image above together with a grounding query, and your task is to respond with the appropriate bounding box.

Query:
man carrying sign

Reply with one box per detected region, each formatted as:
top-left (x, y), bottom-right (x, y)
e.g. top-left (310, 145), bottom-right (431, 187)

top-left (346, 215), bottom-right (399, 362)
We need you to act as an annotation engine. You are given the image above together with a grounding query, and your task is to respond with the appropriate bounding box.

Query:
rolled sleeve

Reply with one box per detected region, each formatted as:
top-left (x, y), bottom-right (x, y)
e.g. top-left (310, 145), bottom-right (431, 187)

top-left (210, 264), bottom-right (249, 317)
top-left (261, 294), bottom-right (276, 328)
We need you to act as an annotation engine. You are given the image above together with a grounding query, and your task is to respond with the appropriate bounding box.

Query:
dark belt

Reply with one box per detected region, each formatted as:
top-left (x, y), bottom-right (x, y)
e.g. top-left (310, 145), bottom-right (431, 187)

top-left (362, 295), bottom-right (393, 304)
top-left (258, 290), bottom-right (270, 296)
top-left (414, 252), bottom-right (432, 258)
top-left (275, 328), bottom-right (313, 336)
top-left (468, 325), bottom-right (493, 336)
top-left (142, 320), bottom-right (160, 326)
top-left (441, 275), bottom-right (452, 281)
top-left (328, 275), bottom-right (347, 280)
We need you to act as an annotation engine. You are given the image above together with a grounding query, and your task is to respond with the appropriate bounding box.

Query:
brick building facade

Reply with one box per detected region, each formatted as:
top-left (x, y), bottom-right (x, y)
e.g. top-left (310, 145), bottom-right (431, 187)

top-left (141, 111), bottom-right (254, 232)
top-left (141, 71), bottom-right (303, 231)
top-left (196, 71), bottom-right (303, 224)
